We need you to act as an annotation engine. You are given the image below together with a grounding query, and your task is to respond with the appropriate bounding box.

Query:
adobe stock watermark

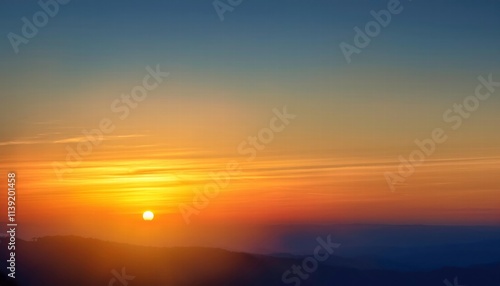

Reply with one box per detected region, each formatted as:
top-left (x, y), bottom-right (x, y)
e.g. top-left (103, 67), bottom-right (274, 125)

top-left (7, 0), bottom-right (71, 54)
top-left (108, 267), bottom-right (135, 286)
top-left (213, 0), bottom-right (244, 21)
top-left (52, 65), bottom-right (169, 180)
top-left (385, 74), bottom-right (499, 191)
top-left (339, 0), bottom-right (408, 64)
top-left (282, 235), bottom-right (340, 286)
top-left (178, 106), bottom-right (296, 224)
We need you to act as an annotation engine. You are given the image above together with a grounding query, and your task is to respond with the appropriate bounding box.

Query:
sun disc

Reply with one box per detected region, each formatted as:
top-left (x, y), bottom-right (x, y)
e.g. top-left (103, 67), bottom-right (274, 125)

top-left (143, 211), bottom-right (154, 221)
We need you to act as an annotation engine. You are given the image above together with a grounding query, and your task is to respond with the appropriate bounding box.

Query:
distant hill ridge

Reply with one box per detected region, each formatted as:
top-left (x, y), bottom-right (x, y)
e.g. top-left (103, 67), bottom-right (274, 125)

top-left (0, 235), bottom-right (499, 286)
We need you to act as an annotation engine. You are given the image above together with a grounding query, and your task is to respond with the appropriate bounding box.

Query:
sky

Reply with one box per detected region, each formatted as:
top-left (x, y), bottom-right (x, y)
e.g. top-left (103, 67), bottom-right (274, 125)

top-left (0, 0), bottom-right (499, 246)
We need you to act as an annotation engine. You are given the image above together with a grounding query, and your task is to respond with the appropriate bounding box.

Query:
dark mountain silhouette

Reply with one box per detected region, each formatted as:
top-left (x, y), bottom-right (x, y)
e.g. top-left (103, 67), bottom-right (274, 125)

top-left (240, 224), bottom-right (500, 270)
top-left (0, 236), bottom-right (499, 286)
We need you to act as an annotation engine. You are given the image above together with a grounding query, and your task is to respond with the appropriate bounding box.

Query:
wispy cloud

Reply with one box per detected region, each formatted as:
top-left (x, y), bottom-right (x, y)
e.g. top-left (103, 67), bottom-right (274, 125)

top-left (0, 134), bottom-right (147, 146)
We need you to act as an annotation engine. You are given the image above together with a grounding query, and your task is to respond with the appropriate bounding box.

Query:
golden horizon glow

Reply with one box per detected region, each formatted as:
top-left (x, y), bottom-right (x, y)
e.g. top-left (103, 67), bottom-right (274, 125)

top-left (1, 79), bottom-right (500, 248)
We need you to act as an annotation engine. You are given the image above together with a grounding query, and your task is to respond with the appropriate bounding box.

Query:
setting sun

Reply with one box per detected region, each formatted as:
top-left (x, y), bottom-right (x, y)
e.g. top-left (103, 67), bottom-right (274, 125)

top-left (143, 211), bottom-right (154, 221)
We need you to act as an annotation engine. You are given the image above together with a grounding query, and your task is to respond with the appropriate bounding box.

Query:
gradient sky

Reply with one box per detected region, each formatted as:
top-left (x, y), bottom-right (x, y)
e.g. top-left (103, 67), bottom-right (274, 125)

top-left (0, 0), bottom-right (499, 246)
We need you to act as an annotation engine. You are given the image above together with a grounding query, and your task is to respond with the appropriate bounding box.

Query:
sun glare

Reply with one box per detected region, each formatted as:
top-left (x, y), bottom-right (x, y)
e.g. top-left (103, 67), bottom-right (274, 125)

top-left (143, 211), bottom-right (154, 221)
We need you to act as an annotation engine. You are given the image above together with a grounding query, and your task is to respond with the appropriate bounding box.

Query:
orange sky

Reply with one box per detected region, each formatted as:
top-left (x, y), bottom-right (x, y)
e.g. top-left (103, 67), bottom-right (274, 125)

top-left (1, 3), bottom-right (500, 246)
top-left (1, 122), bottom-right (500, 245)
